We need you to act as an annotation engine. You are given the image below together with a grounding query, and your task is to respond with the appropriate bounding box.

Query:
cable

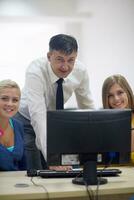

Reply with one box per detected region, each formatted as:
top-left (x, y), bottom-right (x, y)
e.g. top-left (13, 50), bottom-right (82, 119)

top-left (95, 177), bottom-right (101, 200)
top-left (94, 157), bottom-right (113, 200)
top-left (85, 182), bottom-right (95, 200)
top-left (94, 154), bottom-right (115, 200)
top-left (30, 177), bottom-right (49, 200)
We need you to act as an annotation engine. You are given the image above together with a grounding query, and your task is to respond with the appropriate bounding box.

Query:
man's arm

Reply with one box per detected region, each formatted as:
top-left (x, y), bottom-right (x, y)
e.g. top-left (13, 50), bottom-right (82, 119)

top-left (25, 71), bottom-right (47, 160)
top-left (75, 69), bottom-right (94, 109)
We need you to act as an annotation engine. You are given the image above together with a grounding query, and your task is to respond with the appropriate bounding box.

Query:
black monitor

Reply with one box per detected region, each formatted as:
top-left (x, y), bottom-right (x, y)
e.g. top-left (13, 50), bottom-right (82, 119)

top-left (47, 109), bottom-right (131, 185)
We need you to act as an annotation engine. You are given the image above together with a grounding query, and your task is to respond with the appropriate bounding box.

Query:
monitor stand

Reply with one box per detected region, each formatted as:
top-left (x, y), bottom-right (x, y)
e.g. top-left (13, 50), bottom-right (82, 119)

top-left (72, 160), bottom-right (107, 185)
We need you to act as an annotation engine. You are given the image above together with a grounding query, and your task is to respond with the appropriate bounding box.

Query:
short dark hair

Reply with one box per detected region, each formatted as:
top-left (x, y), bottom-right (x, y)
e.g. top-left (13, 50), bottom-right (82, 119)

top-left (49, 34), bottom-right (78, 55)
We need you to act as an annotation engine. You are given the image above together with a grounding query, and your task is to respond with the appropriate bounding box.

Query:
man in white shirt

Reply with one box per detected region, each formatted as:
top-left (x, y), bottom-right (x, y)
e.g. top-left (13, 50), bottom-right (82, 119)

top-left (16, 34), bottom-right (94, 170)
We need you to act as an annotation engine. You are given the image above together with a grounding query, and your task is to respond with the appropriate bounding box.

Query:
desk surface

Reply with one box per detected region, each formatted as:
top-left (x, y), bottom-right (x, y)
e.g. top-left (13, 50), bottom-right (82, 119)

top-left (0, 166), bottom-right (134, 200)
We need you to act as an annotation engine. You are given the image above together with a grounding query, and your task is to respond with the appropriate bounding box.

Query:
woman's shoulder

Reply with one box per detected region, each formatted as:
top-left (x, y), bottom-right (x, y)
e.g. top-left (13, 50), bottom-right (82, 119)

top-left (11, 118), bottom-right (24, 146)
top-left (11, 118), bottom-right (24, 137)
top-left (11, 117), bottom-right (23, 127)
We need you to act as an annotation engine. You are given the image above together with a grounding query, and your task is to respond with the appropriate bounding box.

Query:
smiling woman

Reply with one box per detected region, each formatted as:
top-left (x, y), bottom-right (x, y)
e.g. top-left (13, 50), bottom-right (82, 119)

top-left (102, 74), bottom-right (134, 164)
top-left (0, 79), bottom-right (26, 171)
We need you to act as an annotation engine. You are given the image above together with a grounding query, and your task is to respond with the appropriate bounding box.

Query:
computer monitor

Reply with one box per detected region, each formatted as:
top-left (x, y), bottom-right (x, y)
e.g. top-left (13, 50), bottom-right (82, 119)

top-left (47, 109), bottom-right (131, 185)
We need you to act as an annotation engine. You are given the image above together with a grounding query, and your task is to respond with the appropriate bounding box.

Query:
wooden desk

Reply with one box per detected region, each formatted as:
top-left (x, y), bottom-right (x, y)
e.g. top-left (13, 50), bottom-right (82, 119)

top-left (0, 167), bottom-right (134, 200)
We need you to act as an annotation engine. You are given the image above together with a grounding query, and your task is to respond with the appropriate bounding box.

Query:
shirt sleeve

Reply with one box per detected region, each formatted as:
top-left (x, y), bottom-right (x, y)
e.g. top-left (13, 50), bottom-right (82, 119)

top-left (75, 67), bottom-right (95, 109)
top-left (25, 70), bottom-right (47, 160)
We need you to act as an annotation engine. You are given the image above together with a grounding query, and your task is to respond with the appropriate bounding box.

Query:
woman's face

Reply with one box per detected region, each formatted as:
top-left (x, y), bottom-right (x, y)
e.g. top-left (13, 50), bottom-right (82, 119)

top-left (108, 83), bottom-right (129, 109)
top-left (0, 87), bottom-right (20, 119)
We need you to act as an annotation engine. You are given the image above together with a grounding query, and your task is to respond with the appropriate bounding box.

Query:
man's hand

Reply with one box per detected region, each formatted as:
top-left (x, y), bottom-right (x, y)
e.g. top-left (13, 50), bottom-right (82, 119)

top-left (49, 165), bottom-right (72, 171)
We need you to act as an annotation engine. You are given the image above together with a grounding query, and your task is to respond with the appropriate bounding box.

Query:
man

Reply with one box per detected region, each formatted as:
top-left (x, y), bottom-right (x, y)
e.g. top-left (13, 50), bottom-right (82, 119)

top-left (16, 34), bottom-right (94, 170)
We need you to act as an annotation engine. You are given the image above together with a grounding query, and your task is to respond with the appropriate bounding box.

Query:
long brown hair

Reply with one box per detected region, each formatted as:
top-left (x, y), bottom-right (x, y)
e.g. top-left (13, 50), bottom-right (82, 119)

top-left (102, 74), bottom-right (134, 109)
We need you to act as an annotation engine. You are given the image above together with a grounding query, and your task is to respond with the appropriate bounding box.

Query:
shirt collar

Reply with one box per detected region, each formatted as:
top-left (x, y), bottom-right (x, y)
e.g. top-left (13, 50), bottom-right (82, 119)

top-left (47, 62), bottom-right (59, 84)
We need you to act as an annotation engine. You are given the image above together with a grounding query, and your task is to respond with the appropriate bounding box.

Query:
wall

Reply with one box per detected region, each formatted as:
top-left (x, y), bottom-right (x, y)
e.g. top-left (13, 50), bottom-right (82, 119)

top-left (0, 0), bottom-right (134, 108)
top-left (78, 0), bottom-right (134, 108)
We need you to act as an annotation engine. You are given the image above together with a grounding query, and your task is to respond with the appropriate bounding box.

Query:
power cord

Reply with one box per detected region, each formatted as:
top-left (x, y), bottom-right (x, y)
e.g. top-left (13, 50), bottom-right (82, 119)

top-left (85, 182), bottom-right (95, 200)
top-left (30, 177), bottom-right (49, 200)
top-left (87, 155), bottom-right (115, 200)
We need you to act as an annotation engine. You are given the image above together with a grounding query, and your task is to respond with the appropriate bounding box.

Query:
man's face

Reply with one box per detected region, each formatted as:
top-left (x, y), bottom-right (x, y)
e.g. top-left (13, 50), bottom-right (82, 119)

top-left (47, 50), bottom-right (77, 78)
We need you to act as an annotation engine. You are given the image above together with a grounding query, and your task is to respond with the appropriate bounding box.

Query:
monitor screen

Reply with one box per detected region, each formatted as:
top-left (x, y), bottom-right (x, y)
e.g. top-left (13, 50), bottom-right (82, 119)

top-left (47, 109), bottom-right (131, 185)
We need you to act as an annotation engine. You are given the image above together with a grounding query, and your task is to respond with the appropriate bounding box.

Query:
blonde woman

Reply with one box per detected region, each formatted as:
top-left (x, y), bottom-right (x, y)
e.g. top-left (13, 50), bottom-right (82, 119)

top-left (0, 79), bottom-right (26, 170)
top-left (102, 74), bottom-right (134, 163)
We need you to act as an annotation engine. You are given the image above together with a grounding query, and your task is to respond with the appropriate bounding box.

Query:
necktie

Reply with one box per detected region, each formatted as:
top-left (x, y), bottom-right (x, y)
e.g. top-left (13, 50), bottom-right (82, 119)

top-left (56, 78), bottom-right (64, 109)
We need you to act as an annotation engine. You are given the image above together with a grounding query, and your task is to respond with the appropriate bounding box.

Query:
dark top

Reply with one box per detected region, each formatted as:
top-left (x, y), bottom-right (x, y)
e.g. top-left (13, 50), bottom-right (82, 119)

top-left (0, 118), bottom-right (26, 171)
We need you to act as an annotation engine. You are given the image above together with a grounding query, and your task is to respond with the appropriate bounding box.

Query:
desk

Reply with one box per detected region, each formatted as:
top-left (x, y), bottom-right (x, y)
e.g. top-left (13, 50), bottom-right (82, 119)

top-left (0, 167), bottom-right (134, 200)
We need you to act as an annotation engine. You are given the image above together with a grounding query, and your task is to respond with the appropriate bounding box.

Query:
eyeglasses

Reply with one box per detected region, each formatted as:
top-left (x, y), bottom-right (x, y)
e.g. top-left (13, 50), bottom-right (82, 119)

top-left (0, 96), bottom-right (20, 103)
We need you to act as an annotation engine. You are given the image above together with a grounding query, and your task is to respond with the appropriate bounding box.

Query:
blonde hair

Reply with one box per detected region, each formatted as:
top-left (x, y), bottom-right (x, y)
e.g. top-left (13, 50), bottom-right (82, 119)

top-left (102, 74), bottom-right (134, 109)
top-left (0, 79), bottom-right (21, 96)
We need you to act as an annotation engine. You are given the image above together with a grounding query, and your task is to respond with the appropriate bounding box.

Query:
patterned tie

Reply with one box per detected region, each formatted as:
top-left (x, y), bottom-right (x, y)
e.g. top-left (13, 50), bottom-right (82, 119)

top-left (56, 78), bottom-right (64, 109)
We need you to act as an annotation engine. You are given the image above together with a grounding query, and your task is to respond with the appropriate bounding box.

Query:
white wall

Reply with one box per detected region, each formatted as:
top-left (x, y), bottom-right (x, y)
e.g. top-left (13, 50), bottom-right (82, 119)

top-left (0, 0), bottom-right (134, 108)
top-left (79, 0), bottom-right (134, 108)
top-left (0, 20), bottom-right (64, 87)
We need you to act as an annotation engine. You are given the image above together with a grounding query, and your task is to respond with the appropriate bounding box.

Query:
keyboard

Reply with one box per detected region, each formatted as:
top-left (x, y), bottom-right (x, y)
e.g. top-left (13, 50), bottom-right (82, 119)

top-left (32, 168), bottom-right (122, 178)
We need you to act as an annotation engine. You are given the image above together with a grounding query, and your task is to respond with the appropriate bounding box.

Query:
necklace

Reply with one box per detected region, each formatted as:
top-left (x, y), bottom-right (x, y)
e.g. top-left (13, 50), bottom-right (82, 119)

top-left (0, 121), bottom-right (9, 136)
top-left (0, 128), bottom-right (4, 136)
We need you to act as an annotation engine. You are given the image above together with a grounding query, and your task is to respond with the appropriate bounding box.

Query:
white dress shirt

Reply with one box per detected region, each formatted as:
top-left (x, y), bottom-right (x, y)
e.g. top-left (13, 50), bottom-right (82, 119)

top-left (19, 57), bottom-right (94, 160)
